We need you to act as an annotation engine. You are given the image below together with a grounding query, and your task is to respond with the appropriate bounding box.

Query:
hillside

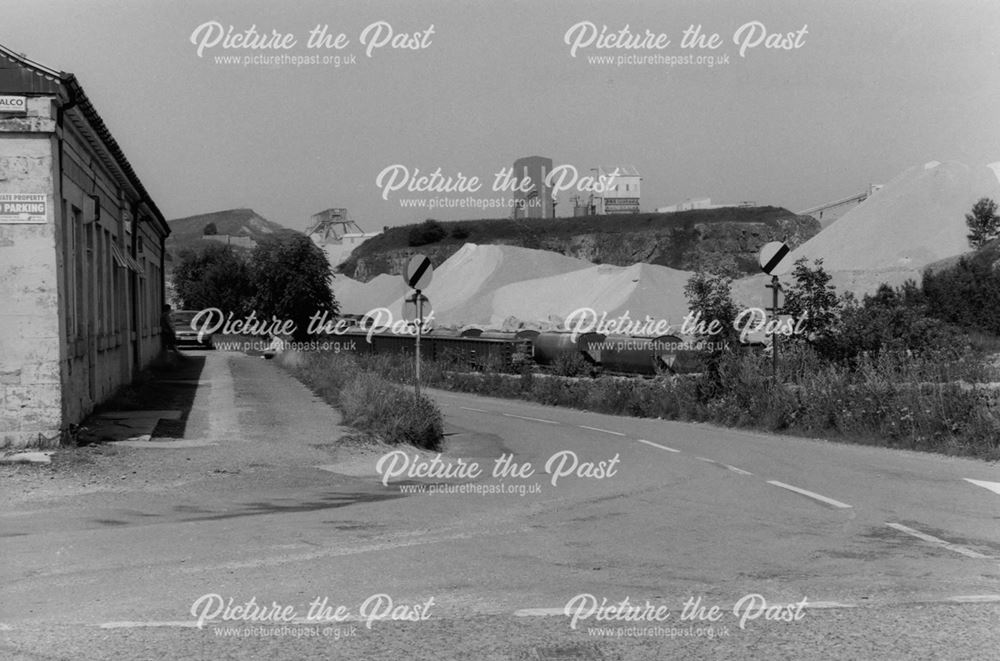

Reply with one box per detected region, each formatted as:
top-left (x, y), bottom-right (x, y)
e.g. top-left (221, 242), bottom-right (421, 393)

top-left (339, 207), bottom-right (820, 282)
top-left (165, 208), bottom-right (290, 266)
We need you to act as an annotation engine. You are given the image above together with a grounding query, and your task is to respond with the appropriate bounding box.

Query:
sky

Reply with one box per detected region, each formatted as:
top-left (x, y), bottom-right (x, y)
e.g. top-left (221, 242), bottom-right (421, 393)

top-left (4, 0), bottom-right (999, 232)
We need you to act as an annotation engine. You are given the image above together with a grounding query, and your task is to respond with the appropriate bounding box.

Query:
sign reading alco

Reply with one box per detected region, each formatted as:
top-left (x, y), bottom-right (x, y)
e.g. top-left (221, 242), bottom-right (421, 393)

top-left (0, 96), bottom-right (27, 115)
top-left (0, 193), bottom-right (46, 223)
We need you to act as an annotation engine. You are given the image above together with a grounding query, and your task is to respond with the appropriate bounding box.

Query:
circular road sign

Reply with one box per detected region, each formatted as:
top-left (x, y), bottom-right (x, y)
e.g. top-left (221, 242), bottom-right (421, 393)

top-left (758, 241), bottom-right (792, 276)
top-left (404, 254), bottom-right (434, 290)
top-left (403, 292), bottom-right (432, 322)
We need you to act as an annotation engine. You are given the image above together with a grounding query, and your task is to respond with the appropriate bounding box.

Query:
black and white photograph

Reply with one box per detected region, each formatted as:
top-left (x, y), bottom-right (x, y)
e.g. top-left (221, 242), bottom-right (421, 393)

top-left (1, 1), bottom-right (999, 659)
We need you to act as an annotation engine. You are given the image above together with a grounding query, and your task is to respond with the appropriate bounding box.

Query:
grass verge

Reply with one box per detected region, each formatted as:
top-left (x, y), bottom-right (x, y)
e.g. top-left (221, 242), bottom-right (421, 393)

top-left (342, 348), bottom-right (1000, 461)
top-left (278, 350), bottom-right (443, 450)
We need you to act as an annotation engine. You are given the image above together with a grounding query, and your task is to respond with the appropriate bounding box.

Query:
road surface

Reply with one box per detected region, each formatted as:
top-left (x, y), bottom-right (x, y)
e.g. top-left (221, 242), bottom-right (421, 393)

top-left (2, 351), bottom-right (998, 659)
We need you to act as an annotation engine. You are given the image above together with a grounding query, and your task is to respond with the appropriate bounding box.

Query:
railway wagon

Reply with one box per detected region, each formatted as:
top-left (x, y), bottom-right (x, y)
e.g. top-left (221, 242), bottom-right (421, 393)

top-left (336, 330), bottom-right (529, 371)
top-left (531, 332), bottom-right (606, 366)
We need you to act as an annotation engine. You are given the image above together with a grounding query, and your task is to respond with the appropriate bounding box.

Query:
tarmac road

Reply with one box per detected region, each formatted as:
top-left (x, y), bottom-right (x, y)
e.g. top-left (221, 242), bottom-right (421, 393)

top-left (1, 351), bottom-right (998, 660)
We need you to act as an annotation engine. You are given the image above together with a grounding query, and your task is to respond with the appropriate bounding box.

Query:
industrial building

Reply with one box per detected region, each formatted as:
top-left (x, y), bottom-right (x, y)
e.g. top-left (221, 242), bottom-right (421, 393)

top-left (512, 156), bottom-right (555, 219)
top-left (0, 44), bottom-right (170, 448)
top-left (656, 198), bottom-right (757, 213)
top-left (593, 166), bottom-right (641, 214)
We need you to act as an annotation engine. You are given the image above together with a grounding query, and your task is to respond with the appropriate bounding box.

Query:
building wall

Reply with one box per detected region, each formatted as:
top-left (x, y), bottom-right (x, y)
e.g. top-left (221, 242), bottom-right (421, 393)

top-left (0, 94), bottom-right (167, 448)
top-left (57, 113), bottom-right (137, 426)
top-left (0, 97), bottom-right (62, 447)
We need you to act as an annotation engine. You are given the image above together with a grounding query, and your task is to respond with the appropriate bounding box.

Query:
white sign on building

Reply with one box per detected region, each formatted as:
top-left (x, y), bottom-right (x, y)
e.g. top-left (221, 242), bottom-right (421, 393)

top-left (0, 193), bottom-right (47, 223)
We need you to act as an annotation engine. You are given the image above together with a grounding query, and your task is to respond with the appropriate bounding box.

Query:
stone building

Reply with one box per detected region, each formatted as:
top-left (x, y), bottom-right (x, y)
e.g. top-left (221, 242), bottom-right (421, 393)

top-left (0, 44), bottom-right (170, 448)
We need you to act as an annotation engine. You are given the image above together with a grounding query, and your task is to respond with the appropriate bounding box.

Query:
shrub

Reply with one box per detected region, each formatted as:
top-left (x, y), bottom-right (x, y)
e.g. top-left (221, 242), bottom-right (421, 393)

top-left (552, 351), bottom-right (592, 377)
top-left (408, 219), bottom-right (447, 247)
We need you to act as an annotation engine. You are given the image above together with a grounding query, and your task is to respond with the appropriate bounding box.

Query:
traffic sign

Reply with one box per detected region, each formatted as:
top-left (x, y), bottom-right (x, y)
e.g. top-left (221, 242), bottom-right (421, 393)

top-left (758, 241), bottom-right (792, 276)
top-left (404, 254), bottom-right (433, 290)
top-left (403, 292), bottom-right (432, 321)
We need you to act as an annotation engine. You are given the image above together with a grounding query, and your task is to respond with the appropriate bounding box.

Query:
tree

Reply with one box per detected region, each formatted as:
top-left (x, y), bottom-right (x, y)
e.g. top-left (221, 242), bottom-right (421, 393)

top-left (965, 197), bottom-right (999, 248)
top-left (203, 222), bottom-right (218, 236)
top-left (683, 269), bottom-right (738, 343)
top-left (782, 257), bottom-right (841, 339)
top-left (172, 244), bottom-right (254, 315)
top-left (251, 230), bottom-right (337, 341)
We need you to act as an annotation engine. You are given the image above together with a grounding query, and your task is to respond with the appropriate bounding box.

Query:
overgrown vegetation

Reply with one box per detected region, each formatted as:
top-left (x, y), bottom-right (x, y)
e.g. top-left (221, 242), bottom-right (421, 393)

top-left (279, 351), bottom-right (443, 450)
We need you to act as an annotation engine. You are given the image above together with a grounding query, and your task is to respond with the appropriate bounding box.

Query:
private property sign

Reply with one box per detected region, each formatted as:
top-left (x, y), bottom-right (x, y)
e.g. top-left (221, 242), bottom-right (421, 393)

top-left (0, 193), bottom-right (47, 223)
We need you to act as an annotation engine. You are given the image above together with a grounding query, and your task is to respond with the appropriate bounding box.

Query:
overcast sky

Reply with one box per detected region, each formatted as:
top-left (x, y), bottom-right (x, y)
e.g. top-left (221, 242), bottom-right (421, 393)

top-left (5, 0), bottom-right (999, 231)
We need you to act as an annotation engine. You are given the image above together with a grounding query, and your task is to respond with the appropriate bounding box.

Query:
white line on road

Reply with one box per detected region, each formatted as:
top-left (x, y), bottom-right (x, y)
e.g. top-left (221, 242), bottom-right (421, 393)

top-left (695, 456), bottom-right (716, 463)
top-left (766, 481), bottom-right (853, 509)
top-left (724, 465), bottom-right (753, 476)
top-left (636, 439), bottom-right (680, 453)
top-left (947, 595), bottom-right (1000, 603)
top-left (964, 478), bottom-right (1000, 496)
top-left (885, 523), bottom-right (991, 559)
top-left (459, 406), bottom-right (487, 412)
top-left (503, 413), bottom-right (560, 425)
top-left (578, 425), bottom-right (626, 436)
top-left (513, 608), bottom-right (565, 617)
top-left (514, 601), bottom-right (859, 618)
top-left (101, 621), bottom-right (201, 629)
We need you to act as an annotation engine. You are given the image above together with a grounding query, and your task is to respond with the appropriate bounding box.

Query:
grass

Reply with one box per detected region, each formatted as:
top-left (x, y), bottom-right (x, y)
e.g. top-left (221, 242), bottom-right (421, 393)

top-left (278, 351), bottom-right (443, 450)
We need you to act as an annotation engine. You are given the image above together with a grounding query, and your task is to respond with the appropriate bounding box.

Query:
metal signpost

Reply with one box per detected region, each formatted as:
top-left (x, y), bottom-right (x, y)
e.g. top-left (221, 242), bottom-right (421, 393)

top-left (758, 241), bottom-right (792, 380)
top-left (402, 255), bottom-right (434, 397)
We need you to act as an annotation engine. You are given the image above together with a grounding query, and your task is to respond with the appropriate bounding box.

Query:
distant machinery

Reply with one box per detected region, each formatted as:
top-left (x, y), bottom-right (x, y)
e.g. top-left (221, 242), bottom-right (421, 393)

top-left (306, 208), bottom-right (381, 268)
top-left (306, 208), bottom-right (366, 241)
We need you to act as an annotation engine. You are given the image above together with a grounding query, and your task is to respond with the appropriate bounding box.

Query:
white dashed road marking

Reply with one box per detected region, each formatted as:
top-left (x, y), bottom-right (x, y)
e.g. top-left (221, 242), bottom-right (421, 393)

top-left (636, 439), bottom-right (680, 453)
top-left (947, 595), bottom-right (1000, 603)
top-left (459, 406), bottom-right (487, 412)
top-left (503, 413), bottom-right (559, 425)
top-left (964, 478), bottom-right (1000, 496)
top-left (724, 465), bottom-right (753, 476)
top-left (578, 425), bottom-right (625, 436)
top-left (766, 481), bottom-right (853, 509)
top-left (885, 523), bottom-right (991, 559)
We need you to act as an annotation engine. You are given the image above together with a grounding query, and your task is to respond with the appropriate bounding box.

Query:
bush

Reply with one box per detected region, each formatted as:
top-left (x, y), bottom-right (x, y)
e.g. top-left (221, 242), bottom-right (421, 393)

top-left (552, 351), bottom-right (592, 377)
top-left (408, 219), bottom-right (447, 247)
top-left (450, 224), bottom-right (470, 240)
top-left (339, 373), bottom-right (443, 450)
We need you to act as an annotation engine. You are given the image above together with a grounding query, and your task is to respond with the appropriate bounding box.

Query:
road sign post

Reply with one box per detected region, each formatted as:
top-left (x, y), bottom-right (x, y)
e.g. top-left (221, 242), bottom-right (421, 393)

top-left (758, 242), bottom-right (792, 381)
top-left (765, 276), bottom-right (781, 380)
top-left (415, 293), bottom-right (423, 398)
top-left (402, 255), bottom-right (434, 397)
